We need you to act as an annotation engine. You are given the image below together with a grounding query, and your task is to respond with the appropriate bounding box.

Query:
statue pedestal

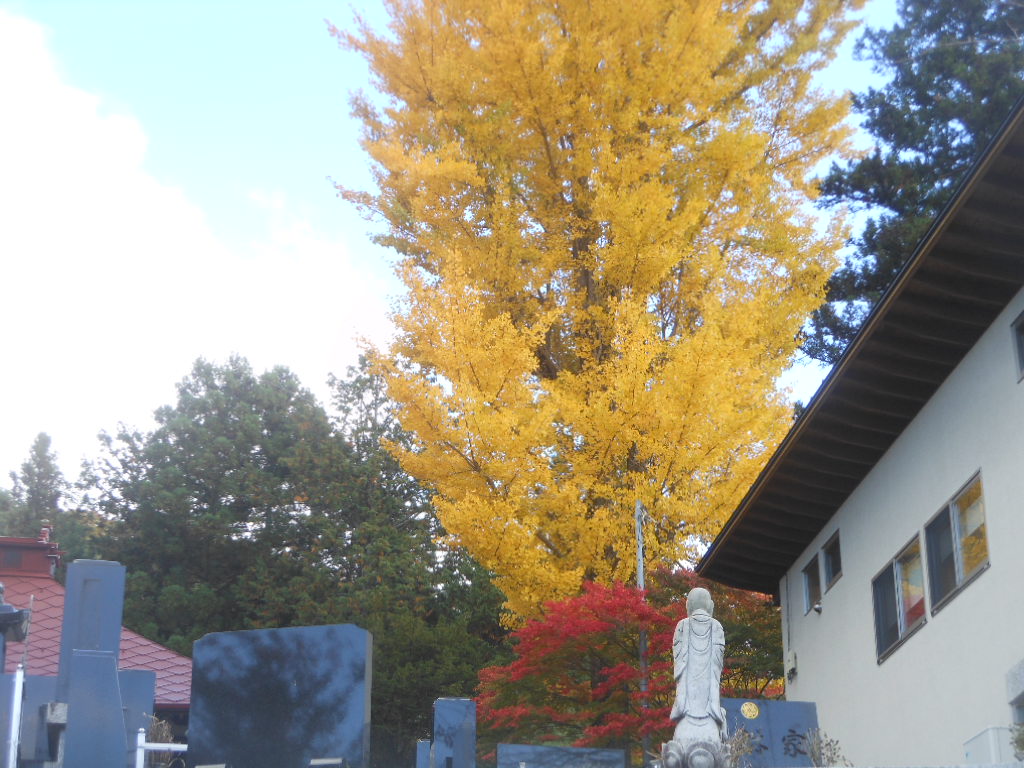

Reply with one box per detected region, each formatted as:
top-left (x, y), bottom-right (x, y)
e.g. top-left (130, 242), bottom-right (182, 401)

top-left (661, 738), bottom-right (729, 768)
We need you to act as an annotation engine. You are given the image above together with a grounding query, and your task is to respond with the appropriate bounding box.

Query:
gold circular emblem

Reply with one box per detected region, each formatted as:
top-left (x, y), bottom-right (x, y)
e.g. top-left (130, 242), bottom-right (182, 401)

top-left (740, 702), bottom-right (760, 720)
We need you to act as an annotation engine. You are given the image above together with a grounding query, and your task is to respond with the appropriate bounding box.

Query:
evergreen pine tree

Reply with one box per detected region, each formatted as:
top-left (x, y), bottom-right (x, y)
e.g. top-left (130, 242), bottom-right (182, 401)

top-left (4, 433), bottom-right (66, 536)
top-left (805, 0), bottom-right (1024, 363)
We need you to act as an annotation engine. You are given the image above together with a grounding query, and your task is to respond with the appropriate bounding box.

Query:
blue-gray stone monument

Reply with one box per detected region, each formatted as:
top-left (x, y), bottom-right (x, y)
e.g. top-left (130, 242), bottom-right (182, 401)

top-left (432, 698), bottom-right (476, 768)
top-left (52, 560), bottom-right (154, 768)
top-left (56, 560), bottom-right (126, 701)
top-left (418, 739), bottom-right (432, 768)
top-left (62, 650), bottom-right (127, 763)
top-left (187, 623), bottom-right (372, 768)
top-left (497, 744), bottom-right (626, 768)
top-left (0, 561), bottom-right (157, 768)
top-left (0, 559), bottom-right (157, 768)
top-left (722, 699), bottom-right (818, 768)
top-left (10, 675), bottom-right (57, 766)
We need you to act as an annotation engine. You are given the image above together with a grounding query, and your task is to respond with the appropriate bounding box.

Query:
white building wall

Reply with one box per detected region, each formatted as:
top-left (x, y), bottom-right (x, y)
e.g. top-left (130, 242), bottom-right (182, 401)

top-left (780, 285), bottom-right (1024, 766)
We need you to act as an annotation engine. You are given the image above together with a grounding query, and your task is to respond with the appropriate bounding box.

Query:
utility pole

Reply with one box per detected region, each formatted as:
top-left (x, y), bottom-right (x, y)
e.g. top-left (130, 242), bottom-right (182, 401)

top-left (635, 499), bottom-right (650, 767)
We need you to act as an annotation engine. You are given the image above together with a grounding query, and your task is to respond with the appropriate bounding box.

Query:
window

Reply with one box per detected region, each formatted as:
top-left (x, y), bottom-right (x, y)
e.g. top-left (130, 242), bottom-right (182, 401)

top-left (1012, 693), bottom-right (1024, 726)
top-left (1013, 310), bottom-right (1024, 379)
top-left (0, 550), bottom-right (21, 568)
top-left (925, 475), bottom-right (988, 609)
top-left (802, 556), bottom-right (821, 614)
top-left (823, 532), bottom-right (842, 589)
top-left (872, 537), bottom-right (926, 659)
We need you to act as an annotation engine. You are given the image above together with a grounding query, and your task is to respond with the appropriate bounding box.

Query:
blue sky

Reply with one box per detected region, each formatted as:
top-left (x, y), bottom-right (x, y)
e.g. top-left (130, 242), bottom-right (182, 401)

top-left (0, 0), bottom-right (895, 480)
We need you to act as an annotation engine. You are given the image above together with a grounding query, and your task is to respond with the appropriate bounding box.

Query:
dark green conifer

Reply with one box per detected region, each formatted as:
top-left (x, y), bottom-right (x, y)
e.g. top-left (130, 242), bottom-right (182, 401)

top-left (806, 0), bottom-right (1024, 363)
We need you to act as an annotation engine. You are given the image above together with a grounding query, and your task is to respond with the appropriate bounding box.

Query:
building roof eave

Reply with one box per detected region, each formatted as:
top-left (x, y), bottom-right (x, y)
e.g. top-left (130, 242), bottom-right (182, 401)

top-left (697, 98), bottom-right (1024, 595)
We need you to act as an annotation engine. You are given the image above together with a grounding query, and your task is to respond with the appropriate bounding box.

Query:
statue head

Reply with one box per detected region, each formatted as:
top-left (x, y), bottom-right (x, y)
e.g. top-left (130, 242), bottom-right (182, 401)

top-left (686, 587), bottom-right (714, 616)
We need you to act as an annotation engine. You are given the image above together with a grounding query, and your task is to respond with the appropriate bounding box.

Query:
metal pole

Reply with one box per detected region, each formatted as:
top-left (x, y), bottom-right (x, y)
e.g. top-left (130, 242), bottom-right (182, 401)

top-left (635, 500), bottom-right (646, 591)
top-left (6, 663), bottom-right (24, 768)
top-left (635, 500), bottom-right (650, 767)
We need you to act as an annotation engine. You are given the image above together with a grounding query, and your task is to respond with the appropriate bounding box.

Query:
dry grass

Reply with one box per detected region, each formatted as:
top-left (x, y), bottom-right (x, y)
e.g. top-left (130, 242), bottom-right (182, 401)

top-left (804, 728), bottom-right (852, 767)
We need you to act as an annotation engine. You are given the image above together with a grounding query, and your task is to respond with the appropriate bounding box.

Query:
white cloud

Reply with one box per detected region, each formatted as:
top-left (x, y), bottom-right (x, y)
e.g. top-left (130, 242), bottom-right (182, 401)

top-left (238, 186), bottom-right (396, 392)
top-left (0, 9), bottom-right (393, 479)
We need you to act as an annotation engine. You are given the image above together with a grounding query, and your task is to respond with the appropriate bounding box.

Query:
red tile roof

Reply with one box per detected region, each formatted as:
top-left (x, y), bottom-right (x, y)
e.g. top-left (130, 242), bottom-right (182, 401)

top-left (0, 537), bottom-right (191, 708)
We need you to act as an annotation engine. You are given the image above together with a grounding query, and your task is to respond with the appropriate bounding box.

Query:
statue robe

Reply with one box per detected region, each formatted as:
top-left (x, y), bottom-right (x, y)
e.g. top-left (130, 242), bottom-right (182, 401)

top-left (670, 608), bottom-right (725, 728)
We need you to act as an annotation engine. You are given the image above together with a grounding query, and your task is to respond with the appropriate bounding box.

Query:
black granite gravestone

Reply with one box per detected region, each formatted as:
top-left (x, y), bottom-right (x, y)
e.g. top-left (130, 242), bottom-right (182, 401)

top-left (188, 624), bottom-right (372, 768)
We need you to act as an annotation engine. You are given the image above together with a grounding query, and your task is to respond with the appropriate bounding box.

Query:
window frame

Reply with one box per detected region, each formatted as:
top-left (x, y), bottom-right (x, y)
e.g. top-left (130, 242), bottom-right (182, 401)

top-left (822, 531), bottom-right (842, 591)
top-left (925, 472), bottom-right (990, 615)
top-left (802, 555), bottom-right (821, 615)
top-left (1012, 692), bottom-right (1024, 726)
top-left (1012, 309), bottom-right (1024, 381)
top-left (0, 550), bottom-right (21, 569)
top-left (871, 534), bottom-right (927, 663)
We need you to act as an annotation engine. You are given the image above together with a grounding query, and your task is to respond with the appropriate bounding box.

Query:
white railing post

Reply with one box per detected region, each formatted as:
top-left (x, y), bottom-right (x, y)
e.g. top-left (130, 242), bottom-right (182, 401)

top-left (134, 727), bottom-right (188, 768)
top-left (6, 663), bottom-right (24, 768)
top-left (135, 728), bottom-right (146, 768)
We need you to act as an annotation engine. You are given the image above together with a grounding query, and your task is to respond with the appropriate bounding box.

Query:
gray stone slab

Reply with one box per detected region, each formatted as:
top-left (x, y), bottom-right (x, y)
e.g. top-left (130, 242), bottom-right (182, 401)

top-left (0, 673), bottom-right (14, 761)
top-left (118, 669), bottom-right (156, 742)
top-left (62, 650), bottom-right (128, 768)
top-left (188, 624), bottom-right (372, 768)
top-left (432, 698), bottom-right (475, 768)
top-left (1, 669), bottom-right (147, 768)
top-left (17, 674), bottom-right (57, 765)
top-left (497, 743), bottom-right (626, 768)
top-left (57, 560), bottom-right (126, 702)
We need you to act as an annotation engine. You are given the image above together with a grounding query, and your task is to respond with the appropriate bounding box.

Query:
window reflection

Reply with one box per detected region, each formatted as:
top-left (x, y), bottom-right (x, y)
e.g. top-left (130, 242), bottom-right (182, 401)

top-left (872, 536), bottom-right (925, 659)
top-left (802, 556), bottom-right (821, 614)
top-left (955, 478), bottom-right (987, 578)
top-left (898, 540), bottom-right (925, 629)
top-left (926, 474), bottom-right (989, 609)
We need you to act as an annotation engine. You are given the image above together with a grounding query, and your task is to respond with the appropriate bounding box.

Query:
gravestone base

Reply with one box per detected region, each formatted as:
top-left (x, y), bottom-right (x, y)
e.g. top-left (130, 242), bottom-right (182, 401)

top-left (42, 702), bottom-right (67, 768)
top-left (497, 743), bottom-right (625, 768)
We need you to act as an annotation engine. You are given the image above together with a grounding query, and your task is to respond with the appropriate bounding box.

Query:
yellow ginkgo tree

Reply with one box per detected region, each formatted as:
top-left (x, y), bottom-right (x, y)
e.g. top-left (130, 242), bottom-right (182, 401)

top-left (336, 0), bottom-right (862, 620)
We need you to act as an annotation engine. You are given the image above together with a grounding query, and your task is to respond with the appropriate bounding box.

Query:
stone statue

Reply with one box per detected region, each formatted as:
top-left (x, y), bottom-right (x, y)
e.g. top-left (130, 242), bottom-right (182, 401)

top-left (661, 588), bottom-right (727, 768)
